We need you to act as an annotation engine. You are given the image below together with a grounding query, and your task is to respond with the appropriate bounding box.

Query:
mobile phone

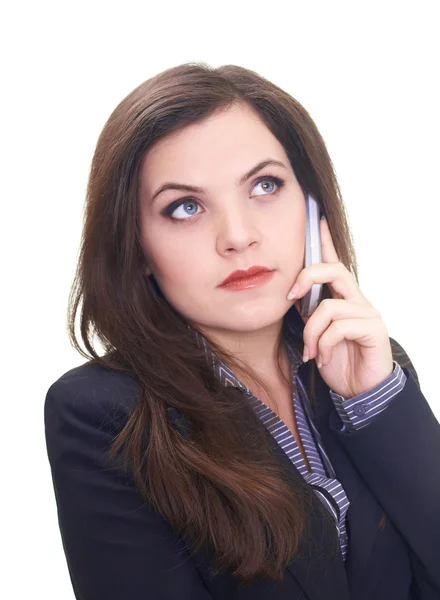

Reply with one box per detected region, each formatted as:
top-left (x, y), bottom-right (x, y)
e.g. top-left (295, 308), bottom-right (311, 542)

top-left (299, 194), bottom-right (324, 318)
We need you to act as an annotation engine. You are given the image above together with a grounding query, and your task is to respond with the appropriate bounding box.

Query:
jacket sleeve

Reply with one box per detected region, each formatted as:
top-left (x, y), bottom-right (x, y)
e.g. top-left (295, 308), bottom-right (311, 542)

top-left (327, 338), bottom-right (440, 597)
top-left (44, 367), bottom-right (213, 600)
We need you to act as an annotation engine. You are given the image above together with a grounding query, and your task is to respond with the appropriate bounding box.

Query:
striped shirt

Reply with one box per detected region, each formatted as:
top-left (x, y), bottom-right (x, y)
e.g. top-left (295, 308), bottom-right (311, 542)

top-left (190, 322), bottom-right (407, 561)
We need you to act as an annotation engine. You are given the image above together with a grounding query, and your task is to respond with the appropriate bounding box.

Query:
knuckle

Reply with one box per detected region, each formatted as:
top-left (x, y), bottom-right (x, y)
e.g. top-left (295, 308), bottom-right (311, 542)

top-left (320, 298), bottom-right (332, 311)
top-left (331, 320), bottom-right (344, 335)
top-left (338, 261), bottom-right (354, 280)
top-left (336, 260), bottom-right (347, 272)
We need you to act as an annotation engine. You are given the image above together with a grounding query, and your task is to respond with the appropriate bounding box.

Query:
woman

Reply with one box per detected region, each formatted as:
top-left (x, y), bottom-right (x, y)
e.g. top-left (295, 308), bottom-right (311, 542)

top-left (44, 62), bottom-right (440, 599)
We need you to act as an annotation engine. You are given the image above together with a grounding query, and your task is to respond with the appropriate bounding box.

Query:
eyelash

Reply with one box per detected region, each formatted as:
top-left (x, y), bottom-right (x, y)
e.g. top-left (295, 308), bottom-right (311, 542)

top-left (161, 175), bottom-right (286, 222)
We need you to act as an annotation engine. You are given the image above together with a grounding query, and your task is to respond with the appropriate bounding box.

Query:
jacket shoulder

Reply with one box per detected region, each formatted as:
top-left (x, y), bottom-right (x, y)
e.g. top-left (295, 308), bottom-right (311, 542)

top-left (43, 360), bottom-right (213, 599)
top-left (44, 359), bottom-right (141, 438)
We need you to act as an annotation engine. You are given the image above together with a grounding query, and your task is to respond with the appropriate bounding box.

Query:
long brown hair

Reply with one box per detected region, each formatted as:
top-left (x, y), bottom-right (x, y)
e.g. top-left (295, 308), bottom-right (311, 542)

top-left (68, 62), bottom-right (359, 584)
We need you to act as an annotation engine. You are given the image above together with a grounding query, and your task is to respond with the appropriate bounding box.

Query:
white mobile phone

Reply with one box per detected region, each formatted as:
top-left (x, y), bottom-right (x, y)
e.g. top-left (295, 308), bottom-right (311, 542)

top-left (299, 194), bottom-right (324, 318)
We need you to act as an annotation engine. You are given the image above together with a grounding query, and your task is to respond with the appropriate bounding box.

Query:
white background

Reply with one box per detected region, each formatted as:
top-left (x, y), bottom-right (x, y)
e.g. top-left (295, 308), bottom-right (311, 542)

top-left (2, 1), bottom-right (439, 598)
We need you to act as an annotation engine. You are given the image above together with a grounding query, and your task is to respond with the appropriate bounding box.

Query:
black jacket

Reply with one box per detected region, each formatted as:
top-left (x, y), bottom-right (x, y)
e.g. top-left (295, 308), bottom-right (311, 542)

top-left (44, 341), bottom-right (440, 599)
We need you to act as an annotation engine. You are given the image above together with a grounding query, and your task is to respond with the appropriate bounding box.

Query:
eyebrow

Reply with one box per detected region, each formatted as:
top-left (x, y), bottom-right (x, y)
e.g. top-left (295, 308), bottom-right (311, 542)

top-left (150, 159), bottom-right (289, 203)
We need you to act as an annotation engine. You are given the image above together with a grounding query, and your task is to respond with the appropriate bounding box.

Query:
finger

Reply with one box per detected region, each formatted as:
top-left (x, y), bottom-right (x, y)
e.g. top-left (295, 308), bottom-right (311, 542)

top-left (288, 261), bottom-right (370, 306)
top-left (316, 317), bottom-right (384, 367)
top-left (320, 217), bottom-right (339, 263)
top-left (287, 217), bottom-right (339, 305)
top-left (303, 299), bottom-right (381, 359)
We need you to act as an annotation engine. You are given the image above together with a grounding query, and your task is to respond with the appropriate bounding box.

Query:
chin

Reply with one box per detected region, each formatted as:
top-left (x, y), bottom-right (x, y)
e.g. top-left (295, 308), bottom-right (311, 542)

top-left (210, 304), bottom-right (288, 332)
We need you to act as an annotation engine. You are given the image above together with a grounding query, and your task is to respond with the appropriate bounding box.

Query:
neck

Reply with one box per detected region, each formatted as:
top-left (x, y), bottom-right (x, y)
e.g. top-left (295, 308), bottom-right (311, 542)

top-left (196, 318), bottom-right (290, 385)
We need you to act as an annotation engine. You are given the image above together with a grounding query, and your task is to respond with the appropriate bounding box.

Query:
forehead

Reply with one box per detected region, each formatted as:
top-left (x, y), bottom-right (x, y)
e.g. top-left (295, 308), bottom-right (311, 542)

top-left (140, 104), bottom-right (287, 188)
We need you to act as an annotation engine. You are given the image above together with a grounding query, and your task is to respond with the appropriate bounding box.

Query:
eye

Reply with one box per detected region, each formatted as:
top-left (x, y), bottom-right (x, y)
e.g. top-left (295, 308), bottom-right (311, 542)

top-left (252, 175), bottom-right (285, 196)
top-left (162, 175), bottom-right (285, 222)
top-left (163, 198), bottom-right (202, 221)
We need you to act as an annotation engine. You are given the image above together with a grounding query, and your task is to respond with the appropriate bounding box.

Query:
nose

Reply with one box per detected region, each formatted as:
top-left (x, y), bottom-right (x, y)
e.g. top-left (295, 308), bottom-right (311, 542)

top-left (215, 204), bottom-right (261, 255)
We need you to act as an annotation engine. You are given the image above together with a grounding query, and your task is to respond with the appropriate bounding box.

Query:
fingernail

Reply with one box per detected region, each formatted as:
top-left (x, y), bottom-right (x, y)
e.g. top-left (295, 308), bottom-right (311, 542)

top-left (287, 283), bottom-right (300, 300)
top-left (302, 345), bottom-right (309, 363)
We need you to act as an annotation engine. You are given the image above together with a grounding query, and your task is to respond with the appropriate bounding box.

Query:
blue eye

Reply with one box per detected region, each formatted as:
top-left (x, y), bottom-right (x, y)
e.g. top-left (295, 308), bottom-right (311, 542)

top-left (253, 177), bottom-right (278, 195)
top-left (165, 200), bottom-right (200, 221)
top-left (162, 175), bottom-right (285, 222)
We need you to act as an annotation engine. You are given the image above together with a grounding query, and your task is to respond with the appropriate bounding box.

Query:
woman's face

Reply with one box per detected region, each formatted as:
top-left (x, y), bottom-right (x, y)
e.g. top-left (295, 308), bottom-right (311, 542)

top-left (138, 103), bottom-right (306, 336)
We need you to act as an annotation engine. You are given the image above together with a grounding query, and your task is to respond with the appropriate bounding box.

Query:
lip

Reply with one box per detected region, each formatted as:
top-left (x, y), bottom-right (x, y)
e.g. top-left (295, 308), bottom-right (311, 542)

top-left (220, 266), bottom-right (274, 286)
top-left (219, 270), bottom-right (275, 291)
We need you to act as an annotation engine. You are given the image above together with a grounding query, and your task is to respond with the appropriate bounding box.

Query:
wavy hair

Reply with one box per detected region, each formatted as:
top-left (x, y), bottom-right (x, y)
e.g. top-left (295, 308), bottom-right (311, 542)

top-left (68, 61), bottom-right (359, 584)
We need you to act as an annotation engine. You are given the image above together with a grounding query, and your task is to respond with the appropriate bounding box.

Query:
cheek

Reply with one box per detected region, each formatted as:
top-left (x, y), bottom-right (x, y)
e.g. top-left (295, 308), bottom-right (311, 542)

top-left (270, 208), bottom-right (306, 266)
top-left (149, 242), bottom-right (212, 322)
top-left (143, 228), bottom-right (209, 288)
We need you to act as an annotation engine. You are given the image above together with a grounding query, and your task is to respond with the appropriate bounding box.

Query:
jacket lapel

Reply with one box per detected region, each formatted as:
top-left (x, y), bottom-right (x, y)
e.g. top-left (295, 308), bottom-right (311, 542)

top-left (259, 422), bottom-right (350, 600)
top-left (300, 360), bottom-right (383, 595)
top-left (283, 307), bottom-right (382, 591)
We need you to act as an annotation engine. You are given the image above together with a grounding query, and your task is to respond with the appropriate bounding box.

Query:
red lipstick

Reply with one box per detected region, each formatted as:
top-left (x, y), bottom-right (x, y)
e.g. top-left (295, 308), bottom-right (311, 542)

top-left (219, 266), bottom-right (275, 290)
